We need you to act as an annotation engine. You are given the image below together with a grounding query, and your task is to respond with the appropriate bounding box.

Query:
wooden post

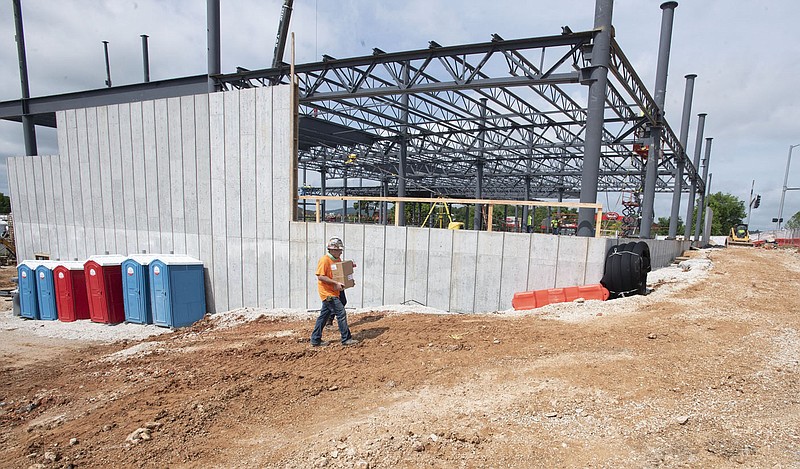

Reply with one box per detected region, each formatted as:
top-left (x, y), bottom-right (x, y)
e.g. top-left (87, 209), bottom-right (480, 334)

top-left (315, 200), bottom-right (320, 223)
top-left (487, 204), bottom-right (494, 232)
top-left (595, 210), bottom-right (603, 238)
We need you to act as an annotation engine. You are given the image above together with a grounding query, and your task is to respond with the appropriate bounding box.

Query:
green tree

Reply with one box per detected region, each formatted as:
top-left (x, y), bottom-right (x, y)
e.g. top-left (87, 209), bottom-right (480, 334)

top-left (786, 211), bottom-right (800, 229)
top-left (653, 216), bottom-right (684, 237)
top-left (0, 193), bottom-right (9, 214)
top-left (695, 192), bottom-right (746, 236)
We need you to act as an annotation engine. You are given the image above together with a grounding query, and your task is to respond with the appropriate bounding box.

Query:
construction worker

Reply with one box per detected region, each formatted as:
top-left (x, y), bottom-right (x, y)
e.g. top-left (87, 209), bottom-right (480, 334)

top-left (527, 212), bottom-right (533, 233)
top-left (310, 237), bottom-right (359, 346)
top-left (551, 217), bottom-right (560, 235)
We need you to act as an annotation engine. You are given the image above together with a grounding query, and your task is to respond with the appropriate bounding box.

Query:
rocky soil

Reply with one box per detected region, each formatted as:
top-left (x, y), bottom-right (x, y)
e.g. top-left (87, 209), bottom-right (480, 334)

top-left (1, 247), bottom-right (799, 468)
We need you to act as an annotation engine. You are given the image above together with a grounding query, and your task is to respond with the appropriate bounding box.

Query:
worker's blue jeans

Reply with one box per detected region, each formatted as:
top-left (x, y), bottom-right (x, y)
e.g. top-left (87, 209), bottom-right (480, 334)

top-left (311, 297), bottom-right (352, 344)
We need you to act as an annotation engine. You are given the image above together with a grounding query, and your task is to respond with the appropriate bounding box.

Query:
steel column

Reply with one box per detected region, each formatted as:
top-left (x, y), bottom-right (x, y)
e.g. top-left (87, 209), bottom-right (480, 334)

top-left (694, 137), bottom-right (712, 242)
top-left (13, 0), bottom-right (37, 155)
top-left (320, 165), bottom-right (327, 218)
top-left (103, 41), bottom-right (112, 87)
top-left (684, 113), bottom-right (706, 239)
top-left (641, 1), bottom-right (678, 238)
top-left (342, 169), bottom-right (348, 221)
top-left (397, 62), bottom-right (409, 226)
top-left (578, 0), bottom-right (613, 237)
top-left (141, 35), bottom-right (150, 83)
top-left (668, 73), bottom-right (696, 238)
top-left (207, 0), bottom-right (221, 92)
top-left (474, 98), bottom-right (488, 230)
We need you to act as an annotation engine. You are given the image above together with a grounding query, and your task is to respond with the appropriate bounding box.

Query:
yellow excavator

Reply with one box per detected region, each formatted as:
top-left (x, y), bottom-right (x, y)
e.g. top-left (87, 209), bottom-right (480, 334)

top-left (728, 223), bottom-right (753, 247)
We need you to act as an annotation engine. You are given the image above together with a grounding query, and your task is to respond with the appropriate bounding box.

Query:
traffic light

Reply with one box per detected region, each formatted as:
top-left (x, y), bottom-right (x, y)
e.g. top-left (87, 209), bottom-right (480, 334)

top-left (753, 195), bottom-right (761, 208)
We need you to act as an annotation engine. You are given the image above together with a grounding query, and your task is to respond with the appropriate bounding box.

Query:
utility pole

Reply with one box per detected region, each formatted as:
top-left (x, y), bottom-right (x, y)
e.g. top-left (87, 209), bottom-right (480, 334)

top-left (777, 143), bottom-right (800, 230)
top-left (747, 180), bottom-right (754, 227)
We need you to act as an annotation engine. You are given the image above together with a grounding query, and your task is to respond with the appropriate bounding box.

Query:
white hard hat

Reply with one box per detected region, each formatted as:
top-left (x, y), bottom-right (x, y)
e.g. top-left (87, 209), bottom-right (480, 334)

top-left (326, 237), bottom-right (344, 250)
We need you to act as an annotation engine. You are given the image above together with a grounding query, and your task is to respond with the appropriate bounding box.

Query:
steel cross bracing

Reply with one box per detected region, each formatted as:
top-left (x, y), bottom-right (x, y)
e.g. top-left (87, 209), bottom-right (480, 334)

top-left (215, 30), bottom-right (701, 200)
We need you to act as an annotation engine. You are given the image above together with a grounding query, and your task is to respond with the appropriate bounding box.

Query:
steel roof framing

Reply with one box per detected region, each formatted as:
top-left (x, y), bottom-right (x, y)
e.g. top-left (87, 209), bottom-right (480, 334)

top-left (0, 29), bottom-right (703, 202)
top-left (217, 30), bottom-right (701, 201)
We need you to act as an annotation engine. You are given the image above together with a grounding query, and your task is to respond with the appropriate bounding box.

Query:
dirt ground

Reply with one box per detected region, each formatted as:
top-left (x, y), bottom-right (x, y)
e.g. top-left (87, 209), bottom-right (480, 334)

top-left (1, 247), bottom-right (800, 468)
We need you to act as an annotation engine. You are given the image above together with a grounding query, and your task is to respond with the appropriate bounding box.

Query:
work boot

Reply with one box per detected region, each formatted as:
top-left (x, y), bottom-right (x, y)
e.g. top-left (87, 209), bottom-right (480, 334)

top-left (311, 340), bottom-right (330, 347)
top-left (342, 338), bottom-right (359, 346)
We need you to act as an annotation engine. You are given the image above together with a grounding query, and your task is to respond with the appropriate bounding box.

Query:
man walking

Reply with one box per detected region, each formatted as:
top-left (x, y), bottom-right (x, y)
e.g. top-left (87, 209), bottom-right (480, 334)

top-left (310, 237), bottom-right (359, 346)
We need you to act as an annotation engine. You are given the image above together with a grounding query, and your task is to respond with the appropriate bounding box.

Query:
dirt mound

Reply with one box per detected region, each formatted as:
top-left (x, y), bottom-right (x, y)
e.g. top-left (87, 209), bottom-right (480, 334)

top-left (1, 247), bottom-right (799, 468)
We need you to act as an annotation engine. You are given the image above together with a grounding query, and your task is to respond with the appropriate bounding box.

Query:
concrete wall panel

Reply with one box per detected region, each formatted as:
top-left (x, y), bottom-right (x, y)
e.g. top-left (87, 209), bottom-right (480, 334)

top-left (450, 230), bottom-right (478, 313)
top-left (58, 151), bottom-right (73, 260)
top-left (272, 86), bottom-right (291, 231)
top-left (426, 228), bottom-right (453, 311)
top-left (242, 237), bottom-right (258, 307)
top-left (209, 92), bottom-right (228, 310)
top-left (97, 106), bottom-right (115, 254)
top-left (29, 157), bottom-right (44, 255)
top-left (343, 223), bottom-right (365, 308)
top-left (271, 88), bottom-right (291, 306)
top-left (108, 105), bottom-right (127, 254)
top-left (527, 233), bottom-right (558, 291)
top-left (40, 157), bottom-right (57, 258)
top-left (180, 96), bottom-right (199, 258)
top-left (383, 226), bottom-right (407, 305)
top-left (194, 96), bottom-right (213, 292)
top-left (361, 225), bottom-right (386, 306)
top-left (129, 102), bottom-right (148, 251)
top-left (167, 97), bottom-right (186, 254)
top-left (555, 236), bottom-right (589, 287)
top-left (117, 103), bottom-right (136, 256)
top-left (227, 234), bottom-right (244, 309)
top-left (404, 227), bottom-right (429, 306)
top-left (474, 231), bottom-right (504, 312)
top-left (289, 222), bottom-right (307, 308)
top-left (49, 154), bottom-right (66, 259)
top-left (306, 222), bottom-right (326, 307)
top-left (154, 99), bottom-right (173, 254)
top-left (584, 238), bottom-right (610, 284)
top-left (63, 110), bottom-right (81, 257)
top-left (499, 232), bottom-right (531, 310)
top-left (142, 101), bottom-right (160, 254)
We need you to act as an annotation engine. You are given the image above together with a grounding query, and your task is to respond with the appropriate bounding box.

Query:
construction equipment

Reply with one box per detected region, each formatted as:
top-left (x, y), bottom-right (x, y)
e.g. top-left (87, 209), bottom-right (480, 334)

top-left (420, 199), bottom-right (463, 229)
top-left (728, 223), bottom-right (754, 246)
top-left (270, 0), bottom-right (293, 85)
top-left (0, 214), bottom-right (15, 263)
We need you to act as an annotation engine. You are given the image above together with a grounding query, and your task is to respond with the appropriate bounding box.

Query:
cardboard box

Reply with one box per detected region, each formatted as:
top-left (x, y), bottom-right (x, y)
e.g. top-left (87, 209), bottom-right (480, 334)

top-left (331, 260), bottom-right (355, 289)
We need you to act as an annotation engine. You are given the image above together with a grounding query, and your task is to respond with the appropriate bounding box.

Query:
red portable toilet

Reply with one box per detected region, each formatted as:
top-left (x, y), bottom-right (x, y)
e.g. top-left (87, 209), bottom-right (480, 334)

top-left (84, 255), bottom-right (127, 324)
top-left (53, 261), bottom-right (90, 322)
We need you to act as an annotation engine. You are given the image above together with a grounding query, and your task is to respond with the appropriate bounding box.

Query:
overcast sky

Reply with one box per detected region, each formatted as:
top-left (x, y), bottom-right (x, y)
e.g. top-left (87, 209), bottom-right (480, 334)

top-left (2, 0), bottom-right (799, 231)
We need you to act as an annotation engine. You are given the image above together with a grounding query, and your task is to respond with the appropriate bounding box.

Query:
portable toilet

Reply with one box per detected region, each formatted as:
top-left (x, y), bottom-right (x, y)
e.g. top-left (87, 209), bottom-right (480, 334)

top-left (121, 254), bottom-right (161, 324)
top-left (35, 262), bottom-right (60, 320)
top-left (53, 261), bottom-right (90, 322)
top-left (84, 255), bottom-right (127, 324)
top-left (149, 256), bottom-right (206, 328)
top-left (17, 260), bottom-right (42, 319)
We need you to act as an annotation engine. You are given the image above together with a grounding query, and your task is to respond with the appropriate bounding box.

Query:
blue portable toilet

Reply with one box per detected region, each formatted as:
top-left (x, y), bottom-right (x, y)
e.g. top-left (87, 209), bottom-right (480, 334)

top-left (149, 256), bottom-right (206, 328)
top-left (35, 262), bottom-right (59, 320)
top-left (121, 254), bottom-right (161, 324)
top-left (18, 261), bottom-right (43, 319)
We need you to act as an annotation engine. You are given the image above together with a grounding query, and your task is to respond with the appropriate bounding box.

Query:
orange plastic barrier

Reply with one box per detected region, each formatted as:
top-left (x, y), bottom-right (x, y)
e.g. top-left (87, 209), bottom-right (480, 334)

top-left (776, 238), bottom-right (800, 247)
top-left (511, 284), bottom-right (610, 310)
